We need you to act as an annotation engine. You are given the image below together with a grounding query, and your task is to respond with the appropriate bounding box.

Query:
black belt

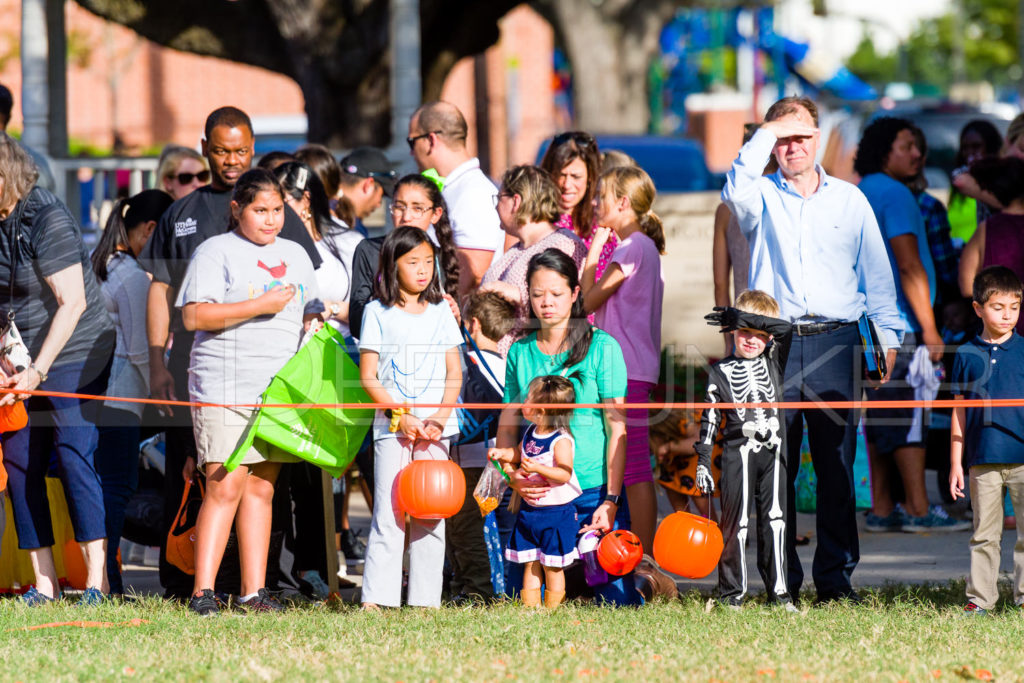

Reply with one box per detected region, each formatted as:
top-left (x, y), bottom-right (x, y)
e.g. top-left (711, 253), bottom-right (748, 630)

top-left (793, 320), bottom-right (856, 337)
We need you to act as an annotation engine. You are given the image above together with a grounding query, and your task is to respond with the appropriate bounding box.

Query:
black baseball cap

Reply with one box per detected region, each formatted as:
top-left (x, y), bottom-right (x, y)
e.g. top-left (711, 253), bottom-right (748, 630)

top-left (340, 147), bottom-right (399, 196)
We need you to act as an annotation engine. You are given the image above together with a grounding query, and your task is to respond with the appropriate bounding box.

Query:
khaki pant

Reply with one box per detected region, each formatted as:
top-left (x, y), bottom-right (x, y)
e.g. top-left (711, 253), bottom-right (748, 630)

top-left (967, 463), bottom-right (1024, 609)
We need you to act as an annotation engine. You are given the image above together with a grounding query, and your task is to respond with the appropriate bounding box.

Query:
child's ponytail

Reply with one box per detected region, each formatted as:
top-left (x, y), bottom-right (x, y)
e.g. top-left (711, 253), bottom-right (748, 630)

top-left (639, 209), bottom-right (665, 254)
top-left (600, 165), bottom-right (665, 254)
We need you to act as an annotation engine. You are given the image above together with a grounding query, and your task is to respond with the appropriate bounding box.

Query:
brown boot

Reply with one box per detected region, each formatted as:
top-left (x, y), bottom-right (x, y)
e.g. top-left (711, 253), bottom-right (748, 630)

top-left (543, 589), bottom-right (566, 609)
top-left (520, 588), bottom-right (541, 607)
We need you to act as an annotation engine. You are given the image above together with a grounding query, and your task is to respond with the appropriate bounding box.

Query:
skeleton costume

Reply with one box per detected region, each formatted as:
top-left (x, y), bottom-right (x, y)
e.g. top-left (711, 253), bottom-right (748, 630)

top-left (695, 309), bottom-right (793, 606)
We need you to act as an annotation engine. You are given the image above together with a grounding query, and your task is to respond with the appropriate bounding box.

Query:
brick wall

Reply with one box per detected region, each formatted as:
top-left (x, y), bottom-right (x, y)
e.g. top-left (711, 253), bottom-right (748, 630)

top-left (0, 0), bottom-right (305, 151)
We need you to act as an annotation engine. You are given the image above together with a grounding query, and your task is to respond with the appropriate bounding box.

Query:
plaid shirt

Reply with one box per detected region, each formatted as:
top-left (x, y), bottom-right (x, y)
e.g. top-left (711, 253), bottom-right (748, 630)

top-left (916, 191), bottom-right (959, 296)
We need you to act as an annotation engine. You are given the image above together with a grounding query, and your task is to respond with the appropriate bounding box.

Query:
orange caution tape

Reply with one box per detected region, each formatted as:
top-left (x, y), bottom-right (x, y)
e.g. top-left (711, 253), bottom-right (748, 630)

top-left (0, 387), bottom-right (1011, 411)
top-left (13, 618), bottom-right (150, 631)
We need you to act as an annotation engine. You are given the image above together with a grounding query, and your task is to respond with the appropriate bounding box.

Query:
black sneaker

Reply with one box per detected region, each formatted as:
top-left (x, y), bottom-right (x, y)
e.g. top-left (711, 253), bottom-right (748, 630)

top-left (238, 588), bottom-right (285, 613)
top-left (814, 590), bottom-right (862, 606)
top-left (340, 528), bottom-right (366, 562)
top-left (188, 589), bottom-right (220, 617)
top-left (718, 596), bottom-right (743, 611)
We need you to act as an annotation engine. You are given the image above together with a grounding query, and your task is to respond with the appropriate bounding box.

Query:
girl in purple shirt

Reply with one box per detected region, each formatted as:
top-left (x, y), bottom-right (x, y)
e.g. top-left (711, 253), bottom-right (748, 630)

top-left (580, 166), bottom-right (666, 554)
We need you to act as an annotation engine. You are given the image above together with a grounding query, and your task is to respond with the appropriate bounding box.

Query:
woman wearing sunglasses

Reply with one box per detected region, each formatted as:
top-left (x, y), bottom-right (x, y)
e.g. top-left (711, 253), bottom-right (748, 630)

top-left (156, 145), bottom-right (211, 200)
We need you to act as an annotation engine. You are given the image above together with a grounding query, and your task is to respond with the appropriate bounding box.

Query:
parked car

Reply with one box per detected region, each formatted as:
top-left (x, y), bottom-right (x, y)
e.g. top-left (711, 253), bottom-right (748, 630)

top-left (535, 134), bottom-right (722, 193)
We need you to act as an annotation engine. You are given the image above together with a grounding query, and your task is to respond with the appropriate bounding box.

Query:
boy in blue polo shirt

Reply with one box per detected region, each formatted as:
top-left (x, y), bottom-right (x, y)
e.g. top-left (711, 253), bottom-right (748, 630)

top-left (950, 266), bottom-right (1024, 616)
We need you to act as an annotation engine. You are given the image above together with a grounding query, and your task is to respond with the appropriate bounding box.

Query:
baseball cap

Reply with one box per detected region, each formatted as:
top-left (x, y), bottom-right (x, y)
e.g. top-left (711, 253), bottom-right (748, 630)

top-left (340, 147), bottom-right (399, 196)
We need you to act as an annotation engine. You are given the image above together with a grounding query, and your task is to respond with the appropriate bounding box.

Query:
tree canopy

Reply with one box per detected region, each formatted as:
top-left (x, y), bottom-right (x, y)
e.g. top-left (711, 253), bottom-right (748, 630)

top-left (846, 0), bottom-right (1022, 94)
top-left (73, 0), bottom-right (521, 147)
top-left (73, 0), bottom-right (679, 146)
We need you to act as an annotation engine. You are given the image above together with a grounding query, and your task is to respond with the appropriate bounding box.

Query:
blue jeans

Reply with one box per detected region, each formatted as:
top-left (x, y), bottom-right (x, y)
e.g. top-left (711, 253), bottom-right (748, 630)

top-left (95, 407), bottom-right (141, 594)
top-left (3, 356), bottom-right (111, 549)
top-left (497, 484), bottom-right (643, 607)
top-left (783, 324), bottom-right (860, 599)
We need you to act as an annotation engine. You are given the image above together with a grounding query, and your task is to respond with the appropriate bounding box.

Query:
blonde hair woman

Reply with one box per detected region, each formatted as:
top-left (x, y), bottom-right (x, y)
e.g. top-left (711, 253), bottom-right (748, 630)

top-left (156, 145), bottom-right (210, 200)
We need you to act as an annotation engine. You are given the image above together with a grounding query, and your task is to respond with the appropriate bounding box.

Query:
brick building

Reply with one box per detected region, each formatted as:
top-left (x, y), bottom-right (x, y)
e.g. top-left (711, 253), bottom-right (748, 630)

top-left (1, 1), bottom-right (557, 172)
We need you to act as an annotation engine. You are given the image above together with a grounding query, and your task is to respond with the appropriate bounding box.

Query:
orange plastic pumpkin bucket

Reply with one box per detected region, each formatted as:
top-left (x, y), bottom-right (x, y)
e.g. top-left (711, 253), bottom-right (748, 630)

top-left (652, 511), bottom-right (724, 579)
top-left (396, 459), bottom-right (466, 520)
top-left (0, 402), bottom-right (28, 433)
top-left (596, 529), bottom-right (643, 576)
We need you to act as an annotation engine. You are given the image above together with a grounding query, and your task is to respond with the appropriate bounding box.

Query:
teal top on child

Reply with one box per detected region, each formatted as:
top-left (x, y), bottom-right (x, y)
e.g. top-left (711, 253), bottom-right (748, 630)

top-left (951, 331), bottom-right (1024, 467)
top-left (503, 329), bottom-right (627, 491)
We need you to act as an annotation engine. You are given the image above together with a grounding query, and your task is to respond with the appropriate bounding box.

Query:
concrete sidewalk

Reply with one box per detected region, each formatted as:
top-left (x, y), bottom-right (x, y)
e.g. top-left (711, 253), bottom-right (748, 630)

top-left (122, 489), bottom-right (1017, 599)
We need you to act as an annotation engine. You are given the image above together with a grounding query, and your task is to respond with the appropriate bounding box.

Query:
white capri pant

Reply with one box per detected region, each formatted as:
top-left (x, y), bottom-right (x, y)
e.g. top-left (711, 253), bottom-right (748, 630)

top-left (360, 437), bottom-right (449, 607)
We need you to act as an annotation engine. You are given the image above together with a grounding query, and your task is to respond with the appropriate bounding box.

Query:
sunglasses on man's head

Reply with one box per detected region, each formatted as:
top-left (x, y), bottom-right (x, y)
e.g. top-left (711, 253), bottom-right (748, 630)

top-left (169, 170), bottom-right (211, 185)
top-left (552, 131), bottom-right (596, 149)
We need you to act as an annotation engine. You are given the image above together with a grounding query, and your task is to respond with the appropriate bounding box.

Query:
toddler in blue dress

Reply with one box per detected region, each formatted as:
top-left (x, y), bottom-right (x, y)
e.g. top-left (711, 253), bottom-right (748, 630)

top-left (490, 376), bottom-right (582, 608)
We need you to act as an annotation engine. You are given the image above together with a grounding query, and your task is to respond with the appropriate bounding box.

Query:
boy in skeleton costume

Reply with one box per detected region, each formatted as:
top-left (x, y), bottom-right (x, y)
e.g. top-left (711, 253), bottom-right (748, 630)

top-left (695, 290), bottom-right (795, 609)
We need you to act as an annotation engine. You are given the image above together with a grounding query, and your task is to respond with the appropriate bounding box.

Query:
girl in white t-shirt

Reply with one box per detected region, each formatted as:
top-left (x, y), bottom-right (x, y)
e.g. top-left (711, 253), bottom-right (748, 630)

top-left (579, 165), bottom-right (666, 556)
top-left (358, 226), bottom-right (463, 609)
top-left (489, 375), bottom-right (581, 608)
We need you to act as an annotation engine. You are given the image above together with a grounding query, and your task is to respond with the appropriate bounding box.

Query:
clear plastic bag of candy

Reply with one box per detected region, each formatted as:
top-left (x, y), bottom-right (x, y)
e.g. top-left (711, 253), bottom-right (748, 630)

top-left (473, 461), bottom-right (509, 517)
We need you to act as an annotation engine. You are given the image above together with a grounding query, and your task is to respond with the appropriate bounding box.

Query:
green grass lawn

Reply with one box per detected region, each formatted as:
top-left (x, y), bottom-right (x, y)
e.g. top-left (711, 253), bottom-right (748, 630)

top-left (1, 582), bottom-right (1023, 682)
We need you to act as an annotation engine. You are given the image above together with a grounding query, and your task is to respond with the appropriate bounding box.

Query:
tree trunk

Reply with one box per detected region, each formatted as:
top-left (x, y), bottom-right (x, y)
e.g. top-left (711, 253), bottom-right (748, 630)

top-left (533, 0), bottom-right (677, 134)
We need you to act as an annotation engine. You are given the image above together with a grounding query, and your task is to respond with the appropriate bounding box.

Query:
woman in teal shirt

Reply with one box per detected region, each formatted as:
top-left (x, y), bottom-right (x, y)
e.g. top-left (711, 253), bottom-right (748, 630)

top-left (497, 248), bottom-right (640, 605)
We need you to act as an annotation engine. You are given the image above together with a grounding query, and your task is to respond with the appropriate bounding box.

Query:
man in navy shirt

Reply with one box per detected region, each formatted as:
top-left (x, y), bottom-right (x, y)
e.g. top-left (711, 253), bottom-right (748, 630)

top-left (139, 106), bottom-right (321, 599)
top-left (722, 96), bottom-right (903, 603)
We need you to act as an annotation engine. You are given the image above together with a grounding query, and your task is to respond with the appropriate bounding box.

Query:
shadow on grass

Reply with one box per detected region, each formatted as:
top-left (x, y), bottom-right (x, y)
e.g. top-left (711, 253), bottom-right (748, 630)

top-left (670, 579), bottom-right (1022, 612)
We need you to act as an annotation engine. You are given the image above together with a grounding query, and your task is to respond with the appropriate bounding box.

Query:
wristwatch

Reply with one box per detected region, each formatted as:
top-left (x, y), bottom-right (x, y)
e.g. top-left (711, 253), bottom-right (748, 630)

top-left (603, 494), bottom-right (621, 506)
top-left (30, 362), bottom-right (48, 383)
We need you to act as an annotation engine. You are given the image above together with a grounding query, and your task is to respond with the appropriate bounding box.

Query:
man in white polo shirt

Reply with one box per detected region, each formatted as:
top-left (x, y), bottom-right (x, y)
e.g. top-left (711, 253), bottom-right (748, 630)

top-left (408, 101), bottom-right (505, 298)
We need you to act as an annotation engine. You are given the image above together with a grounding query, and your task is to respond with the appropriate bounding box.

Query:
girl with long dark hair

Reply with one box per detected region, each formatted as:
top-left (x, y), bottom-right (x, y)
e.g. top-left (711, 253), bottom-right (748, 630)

top-left (349, 173), bottom-right (461, 338)
top-left (358, 226), bottom-right (463, 609)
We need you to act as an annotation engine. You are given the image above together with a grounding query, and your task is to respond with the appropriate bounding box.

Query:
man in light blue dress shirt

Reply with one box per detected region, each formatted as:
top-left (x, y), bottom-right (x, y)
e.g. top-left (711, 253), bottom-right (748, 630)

top-left (722, 96), bottom-right (903, 604)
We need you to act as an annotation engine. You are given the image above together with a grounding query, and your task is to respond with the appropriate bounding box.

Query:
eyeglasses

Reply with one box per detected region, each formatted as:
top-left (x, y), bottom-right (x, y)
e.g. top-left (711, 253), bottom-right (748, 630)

top-left (551, 131), bottom-right (596, 149)
top-left (406, 131), bottom-right (442, 150)
top-left (390, 202), bottom-right (433, 219)
top-left (169, 170), bottom-right (211, 185)
top-left (491, 192), bottom-right (511, 208)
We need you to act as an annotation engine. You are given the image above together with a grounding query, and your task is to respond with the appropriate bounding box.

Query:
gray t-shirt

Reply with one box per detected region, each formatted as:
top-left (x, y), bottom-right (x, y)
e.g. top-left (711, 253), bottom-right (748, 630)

top-left (175, 231), bottom-right (319, 405)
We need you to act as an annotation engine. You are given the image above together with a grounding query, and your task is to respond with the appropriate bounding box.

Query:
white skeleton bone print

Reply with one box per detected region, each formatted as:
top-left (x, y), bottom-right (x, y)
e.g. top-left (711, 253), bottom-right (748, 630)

top-left (720, 355), bottom-right (787, 598)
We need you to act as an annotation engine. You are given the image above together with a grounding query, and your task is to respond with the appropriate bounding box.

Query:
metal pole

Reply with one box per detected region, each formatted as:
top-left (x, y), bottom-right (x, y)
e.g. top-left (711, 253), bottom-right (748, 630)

top-left (20, 0), bottom-right (49, 152)
top-left (389, 0), bottom-right (421, 170)
top-left (46, 0), bottom-right (67, 158)
top-left (321, 469), bottom-right (339, 595)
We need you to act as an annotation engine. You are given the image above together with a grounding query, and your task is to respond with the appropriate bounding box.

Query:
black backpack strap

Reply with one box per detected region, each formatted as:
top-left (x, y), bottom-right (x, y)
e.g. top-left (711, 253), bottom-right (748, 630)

top-left (461, 323), bottom-right (501, 388)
